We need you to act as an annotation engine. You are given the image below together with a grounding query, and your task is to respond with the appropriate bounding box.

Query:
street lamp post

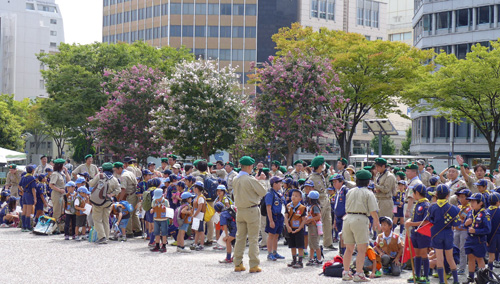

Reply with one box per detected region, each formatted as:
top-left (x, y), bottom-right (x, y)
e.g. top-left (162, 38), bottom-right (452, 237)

top-left (364, 119), bottom-right (398, 158)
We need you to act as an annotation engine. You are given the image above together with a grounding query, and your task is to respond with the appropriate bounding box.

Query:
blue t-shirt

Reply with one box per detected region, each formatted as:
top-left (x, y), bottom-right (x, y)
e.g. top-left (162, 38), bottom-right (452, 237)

top-left (487, 206), bottom-right (500, 240)
top-left (137, 181), bottom-right (148, 195)
top-left (19, 175), bottom-right (36, 196)
top-left (465, 208), bottom-right (491, 242)
top-left (265, 189), bottom-right (284, 215)
top-left (35, 183), bottom-right (48, 204)
top-left (219, 210), bottom-right (236, 232)
top-left (428, 201), bottom-right (460, 235)
top-left (334, 186), bottom-right (348, 217)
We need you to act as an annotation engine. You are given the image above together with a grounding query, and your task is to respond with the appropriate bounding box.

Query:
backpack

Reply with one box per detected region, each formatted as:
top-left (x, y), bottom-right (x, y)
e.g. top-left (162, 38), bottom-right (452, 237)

top-left (476, 268), bottom-right (500, 284)
top-left (204, 202), bottom-right (215, 222)
top-left (320, 261), bottom-right (343, 277)
top-left (173, 203), bottom-right (188, 227)
top-left (119, 200), bottom-right (134, 214)
top-left (142, 189), bottom-right (153, 211)
top-left (201, 174), bottom-right (219, 201)
top-left (222, 206), bottom-right (237, 231)
top-left (259, 189), bottom-right (273, 217)
top-left (90, 174), bottom-right (112, 206)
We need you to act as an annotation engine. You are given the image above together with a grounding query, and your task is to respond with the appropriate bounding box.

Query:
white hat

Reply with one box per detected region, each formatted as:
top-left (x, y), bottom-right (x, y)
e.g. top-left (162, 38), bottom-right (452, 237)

top-left (173, 163), bottom-right (181, 169)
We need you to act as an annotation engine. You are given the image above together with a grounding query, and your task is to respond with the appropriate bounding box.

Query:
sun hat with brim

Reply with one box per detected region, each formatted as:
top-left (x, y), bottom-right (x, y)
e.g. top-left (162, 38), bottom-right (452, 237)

top-left (153, 188), bottom-right (163, 201)
top-left (65, 181), bottom-right (76, 187)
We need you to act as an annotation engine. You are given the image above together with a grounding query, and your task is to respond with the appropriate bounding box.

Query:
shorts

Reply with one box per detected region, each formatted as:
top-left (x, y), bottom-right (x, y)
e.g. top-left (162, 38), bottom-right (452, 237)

top-left (118, 218), bottom-right (129, 230)
top-left (22, 193), bottom-right (34, 205)
top-left (265, 214), bottom-right (284, 235)
top-left (431, 229), bottom-right (454, 250)
top-left (394, 206), bottom-right (404, 218)
top-left (308, 224), bottom-right (320, 250)
top-left (488, 235), bottom-right (500, 253)
top-left (179, 223), bottom-right (190, 232)
top-left (144, 210), bottom-right (154, 223)
top-left (154, 220), bottom-right (169, 236)
top-left (335, 216), bottom-right (344, 232)
top-left (465, 237), bottom-right (487, 258)
top-left (228, 228), bottom-right (237, 238)
top-left (410, 232), bottom-right (431, 249)
top-left (342, 215), bottom-right (370, 245)
top-left (195, 220), bottom-right (204, 232)
top-left (288, 229), bottom-right (305, 249)
top-left (35, 200), bottom-right (44, 211)
top-left (76, 215), bottom-right (87, 227)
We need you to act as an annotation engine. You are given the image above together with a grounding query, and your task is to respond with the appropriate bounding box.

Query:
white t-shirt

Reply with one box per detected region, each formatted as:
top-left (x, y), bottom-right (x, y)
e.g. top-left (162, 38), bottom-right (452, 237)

top-left (194, 195), bottom-right (205, 219)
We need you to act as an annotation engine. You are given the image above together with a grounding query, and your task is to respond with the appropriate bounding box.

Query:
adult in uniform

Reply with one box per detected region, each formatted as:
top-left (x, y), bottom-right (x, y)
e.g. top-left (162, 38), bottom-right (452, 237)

top-left (374, 158), bottom-right (397, 220)
top-left (167, 154), bottom-right (178, 170)
top-left (233, 156), bottom-right (267, 273)
top-left (147, 162), bottom-right (162, 178)
top-left (405, 164), bottom-right (423, 218)
top-left (342, 169), bottom-right (380, 281)
top-left (157, 158), bottom-right (169, 172)
top-left (439, 165), bottom-right (467, 205)
top-left (34, 155), bottom-right (53, 176)
top-left (90, 162), bottom-right (121, 244)
top-left (49, 159), bottom-right (71, 233)
top-left (457, 155), bottom-right (495, 193)
top-left (224, 162), bottom-right (238, 195)
top-left (4, 164), bottom-right (22, 198)
top-left (290, 160), bottom-right (308, 181)
top-left (72, 154), bottom-right (99, 179)
top-left (114, 162), bottom-right (141, 237)
top-left (270, 161), bottom-right (284, 178)
top-left (123, 157), bottom-right (142, 179)
top-left (308, 155), bottom-right (336, 250)
top-left (416, 159), bottom-right (431, 187)
top-left (215, 160), bottom-right (227, 180)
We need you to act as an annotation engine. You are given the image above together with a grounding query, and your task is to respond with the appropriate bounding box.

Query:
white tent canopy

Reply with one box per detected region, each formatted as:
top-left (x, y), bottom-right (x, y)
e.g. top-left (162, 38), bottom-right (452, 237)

top-left (0, 147), bottom-right (26, 164)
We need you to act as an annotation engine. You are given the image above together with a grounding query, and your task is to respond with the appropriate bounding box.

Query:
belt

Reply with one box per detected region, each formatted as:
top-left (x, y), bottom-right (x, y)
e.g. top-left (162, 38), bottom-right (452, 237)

top-left (348, 212), bottom-right (367, 216)
top-left (248, 204), bottom-right (259, 208)
top-left (377, 197), bottom-right (392, 200)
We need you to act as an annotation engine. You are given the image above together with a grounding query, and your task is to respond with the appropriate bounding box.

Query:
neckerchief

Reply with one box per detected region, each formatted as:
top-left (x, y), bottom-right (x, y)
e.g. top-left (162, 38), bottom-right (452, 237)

top-left (377, 169), bottom-right (387, 184)
top-left (472, 208), bottom-right (486, 228)
top-left (437, 199), bottom-right (448, 207)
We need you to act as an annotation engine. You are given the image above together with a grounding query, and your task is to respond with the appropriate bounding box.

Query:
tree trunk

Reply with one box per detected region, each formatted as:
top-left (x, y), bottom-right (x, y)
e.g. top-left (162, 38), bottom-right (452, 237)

top-left (202, 143), bottom-right (209, 161)
top-left (489, 140), bottom-right (499, 172)
top-left (338, 131), bottom-right (351, 162)
top-left (286, 144), bottom-right (297, 167)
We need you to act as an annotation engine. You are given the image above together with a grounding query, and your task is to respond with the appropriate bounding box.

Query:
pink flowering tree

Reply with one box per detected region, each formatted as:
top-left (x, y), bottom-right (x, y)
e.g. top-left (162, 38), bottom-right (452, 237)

top-left (150, 59), bottom-right (245, 160)
top-left (89, 65), bottom-right (166, 163)
top-left (254, 50), bottom-right (347, 166)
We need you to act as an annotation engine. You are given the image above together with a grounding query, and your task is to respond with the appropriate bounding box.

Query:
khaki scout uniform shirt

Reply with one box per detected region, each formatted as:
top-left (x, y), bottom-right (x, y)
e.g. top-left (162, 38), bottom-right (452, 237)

top-left (270, 170), bottom-right (284, 178)
top-left (215, 169), bottom-right (227, 180)
top-left (126, 165), bottom-right (142, 179)
top-left (340, 169), bottom-right (356, 189)
top-left (89, 173), bottom-right (121, 207)
top-left (5, 169), bottom-right (23, 188)
top-left (345, 186), bottom-right (379, 215)
top-left (73, 163), bottom-right (99, 178)
top-left (232, 173), bottom-right (267, 208)
top-left (466, 175), bottom-right (495, 194)
top-left (419, 170), bottom-right (431, 187)
top-left (291, 170), bottom-right (308, 181)
top-left (120, 170), bottom-right (138, 195)
top-left (225, 170), bottom-right (238, 192)
top-left (309, 172), bottom-right (327, 196)
top-left (34, 164), bottom-right (53, 176)
top-left (375, 170), bottom-right (397, 199)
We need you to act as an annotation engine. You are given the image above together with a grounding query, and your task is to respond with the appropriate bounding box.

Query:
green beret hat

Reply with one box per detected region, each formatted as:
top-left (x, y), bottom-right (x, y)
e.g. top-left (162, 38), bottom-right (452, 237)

top-left (338, 158), bottom-right (348, 165)
top-left (298, 178), bottom-right (306, 185)
top-left (161, 158), bottom-right (168, 163)
top-left (8, 164), bottom-right (17, 169)
top-left (426, 164), bottom-right (434, 170)
top-left (293, 160), bottom-right (304, 165)
top-left (113, 162), bottom-right (124, 168)
top-left (193, 159), bottom-right (202, 167)
top-left (239, 156), bottom-right (255, 166)
top-left (393, 167), bottom-right (400, 171)
top-left (207, 162), bottom-right (214, 167)
top-left (463, 163), bottom-right (469, 169)
top-left (396, 171), bottom-right (406, 178)
top-left (234, 168), bottom-right (241, 173)
top-left (363, 165), bottom-right (374, 171)
top-left (53, 158), bottom-right (65, 164)
top-left (356, 169), bottom-right (373, 180)
top-left (405, 164), bottom-right (418, 170)
top-left (262, 168), bottom-right (270, 173)
top-left (311, 156), bottom-right (325, 168)
top-left (225, 161), bottom-right (234, 167)
top-left (271, 160), bottom-right (281, 166)
top-left (325, 163), bottom-right (331, 171)
top-left (102, 162), bottom-right (113, 171)
top-left (168, 154), bottom-right (178, 160)
top-left (279, 166), bottom-right (287, 173)
top-left (448, 165), bottom-right (460, 170)
top-left (374, 158), bottom-right (387, 165)
top-left (84, 154), bottom-right (93, 160)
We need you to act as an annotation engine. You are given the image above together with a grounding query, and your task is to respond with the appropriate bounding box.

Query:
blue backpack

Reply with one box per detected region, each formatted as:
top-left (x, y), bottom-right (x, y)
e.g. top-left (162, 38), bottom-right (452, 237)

top-left (119, 200), bottom-right (134, 214)
top-left (201, 174), bottom-right (218, 202)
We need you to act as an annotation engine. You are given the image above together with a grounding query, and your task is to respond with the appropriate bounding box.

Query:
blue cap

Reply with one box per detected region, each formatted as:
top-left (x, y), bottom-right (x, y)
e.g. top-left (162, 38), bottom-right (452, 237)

top-left (308, 190), bottom-right (320, 200)
top-left (304, 180), bottom-right (314, 187)
top-left (75, 177), bottom-right (86, 184)
top-left (269, 176), bottom-right (283, 185)
top-left (489, 192), bottom-right (500, 205)
top-left (142, 169), bottom-right (153, 176)
top-left (169, 174), bottom-right (179, 181)
top-left (181, 191), bottom-right (195, 200)
top-left (153, 188), bottom-right (163, 200)
top-left (163, 169), bottom-right (172, 175)
top-left (398, 180), bottom-right (407, 185)
top-left (429, 176), bottom-right (439, 185)
top-left (194, 181), bottom-right (204, 187)
top-left (455, 187), bottom-right (471, 197)
top-left (1, 190), bottom-right (11, 197)
top-left (185, 176), bottom-right (196, 182)
top-left (435, 184), bottom-right (449, 197)
top-left (147, 162), bottom-right (156, 167)
top-left (284, 178), bottom-right (293, 184)
top-left (45, 167), bottom-right (53, 172)
top-left (474, 179), bottom-right (488, 187)
top-left (26, 165), bottom-right (34, 173)
top-left (214, 202), bottom-right (224, 212)
top-left (77, 186), bottom-right (90, 194)
top-left (65, 181), bottom-right (76, 187)
top-left (79, 172), bottom-right (89, 178)
top-left (467, 192), bottom-right (485, 204)
top-left (413, 184), bottom-right (427, 195)
top-left (329, 174), bottom-right (344, 182)
top-left (147, 178), bottom-right (161, 188)
top-left (177, 181), bottom-right (186, 188)
top-left (37, 173), bottom-right (48, 181)
top-left (217, 184), bottom-right (227, 191)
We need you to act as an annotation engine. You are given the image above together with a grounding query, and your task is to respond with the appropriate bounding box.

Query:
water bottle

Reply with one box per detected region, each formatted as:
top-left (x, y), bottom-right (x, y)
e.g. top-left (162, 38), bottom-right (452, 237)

top-left (316, 220), bottom-right (323, 236)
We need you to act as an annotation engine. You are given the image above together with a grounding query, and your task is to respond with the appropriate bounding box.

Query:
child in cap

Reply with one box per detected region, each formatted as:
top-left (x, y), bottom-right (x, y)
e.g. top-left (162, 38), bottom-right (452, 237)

top-left (453, 187), bottom-right (471, 275)
top-left (331, 174), bottom-right (348, 251)
top-left (463, 193), bottom-right (491, 283)
top-left (176, 191), bottom-right (194, 253)
top-left (393, 180), bottom-right (406, 234)
top-left (191, 181), bottom-right (206, 251)
top-left (0, 190), bottom-right (10, 207)
top-left (34, 174), bottom-right (49, 222)
top-left (285, 189), bottom-right (307, 268)
top-left (327, 178), bottom-right (337, 243)
top-left (487, 193), bottom-right (500, 275)
top-left (374, 217), bottom-right (403, 276)
top-left (63, 181), bottom-right (77, 240)
top-left (214, 202), bottom-right (237, 263)
top-left (474, 179), bottom-right (491, 207)
top-left (302, 180), bottom-right (315, 252)
top-left (0, 197), bottom-right (19, 228)
top-left (74, 186), bottom-right (90, 241)
top-left (110, 200), bottom-right (130, 242)
top-left (265, 176), bottom-right (286, 261)
top-left (166, 184), bottom-right (179, 211)
top-left (150, 188), bottom-right (170, 253)
top-left (305, 190), bottom-right (323, 266)
top-left (214, 184), bottom-right (232, 251)
top-left (428, 184), bottom-right (461, 284)
top-left (404, 184), bottom-right (431, 283)
top-left (19, 165), bottom-right (37, 232)
top-left (145, 178), bottom-right (160, 246)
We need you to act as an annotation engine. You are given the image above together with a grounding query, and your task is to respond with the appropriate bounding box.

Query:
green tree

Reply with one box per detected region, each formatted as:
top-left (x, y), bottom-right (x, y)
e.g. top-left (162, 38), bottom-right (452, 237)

top-left (0, 101), bottom-right (24, 150)
top-left (408, 41), bottom-right (500, 171)
top-left (401, 127), bottom-right (412, 155)
top-left (370, 135), bottom-right (396, 156)
top-left (24, 101), bottom-right (50, 155)
top-left (272, 23), bottom-right (433, 161)
top-left (38, 41), bottom-right (193, 154)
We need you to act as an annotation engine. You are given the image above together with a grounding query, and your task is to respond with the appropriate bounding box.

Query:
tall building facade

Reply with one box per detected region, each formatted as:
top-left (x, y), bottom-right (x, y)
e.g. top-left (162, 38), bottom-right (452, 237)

top-left (410, 0), bottom-right (500, 170)
top-left (387, 0), bottom-right (412, 45)
top-left (0, 0), bottom-right (65, 101)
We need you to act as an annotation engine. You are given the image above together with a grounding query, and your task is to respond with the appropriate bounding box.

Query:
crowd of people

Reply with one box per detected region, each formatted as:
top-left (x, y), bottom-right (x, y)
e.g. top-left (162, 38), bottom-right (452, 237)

top-left (2, 153), bottom-right (500, 283)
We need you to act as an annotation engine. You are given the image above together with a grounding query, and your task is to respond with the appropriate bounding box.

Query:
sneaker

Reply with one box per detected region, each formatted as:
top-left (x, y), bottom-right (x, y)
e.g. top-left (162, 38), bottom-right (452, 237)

top-left (304, 251), bottom-right (309, 256)
top-left (170, 241), bottom-right (178, 247)
top-left (342, 271), bottom-right (354, 281)
top-left (375, 270), bottom-right (382, 278)
top-left (148, 243), bottom-right (156, 247)
top-left (96, 237), bottom-right (107, 245)
top-left (64, 235), bottom-right (70, 240)
top-left (159, 247), bottom-right (167, 253)
top-left (195, 245), bottom-right (204, 251)
top-left (274, 253), bottom-right (285, 260)
top-left (119, 236), bottom-right (127, 242)
top-left (176, 247), bottom-right (191, 253)
top-left (305, 259), bottom-right (316, 266)
top-left (383, 268), bottom-right (390, 275)
top-left (259, 245), bottom-right (267, 251)
top-left (189, 244), bottom-right (196, 250)
top-left (267, 254), bottom-right (276, 261)
top-left (457, 269), bottom-right (465, 275)
top-left (408, 277), bottom-right (417, 283)
top-left (80, 235), bottom-right (88, 241)
top-left (353, 272), bottom-right (370, 282)
top-left (292, 262), bottom-right (303, 269)
top-left (219, 258), bottom-right (233, 264)
top-left (494, 261), bottom-right (500, 268)
top-left (0, 223), bottom-right (9, 228)
top-left (287, 260), bottom-right (297, 267)
top-left (418, 277), bottom-right (430, 284)
top-left (150, 246), bottom-right (160, 252)
top-left (72, 235), bottom-right (76, 240)
top-left (74, 236), bottom-right (81, 241)
top-left (432, 273), bottom-right (439, 278)
top-left (315, 259), bottom-right (323, 266)
top-left (325, 244), bottom-right (338, 251)
top-left (213, 244), bottom-right (224, 250)
top-left (204, 240), bottom-right (213, 246)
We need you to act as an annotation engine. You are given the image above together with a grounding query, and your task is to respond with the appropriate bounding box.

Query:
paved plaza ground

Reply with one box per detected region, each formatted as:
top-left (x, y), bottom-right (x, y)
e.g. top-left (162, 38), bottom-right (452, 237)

top-left (0, 228), bottom-right (481, 283)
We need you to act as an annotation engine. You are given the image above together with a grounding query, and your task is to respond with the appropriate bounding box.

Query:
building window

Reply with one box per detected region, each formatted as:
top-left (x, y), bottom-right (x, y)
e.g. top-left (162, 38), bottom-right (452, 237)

top-left (357, 0), bottom-right (379, 27)
top-left (49, 42), bottom-right (57, 48)
top-left (233, 4), bottom-right (245, 16)
top-left (195, 26), bottom-right (206, 37)
top-left (220, 26), bottom-right (231, 37)
top-left (246, 4), bottom-right (257, 16)
top-left (38, 5), bottom-right (57, 13)
top-left (372, 2), bottom-right (379, 27)
top-left (423, 14), bottom-right (432, 31)
top-left (208, 26), bottom-right (218, 37)
top-left (154, 5), bottom-right (161, 17)
top-left (456, 43), bottom-right (470, 59)
top-left (162, 4), bottom-right (168, 15)
top-left (50, 19), bottom-right (57, 24)
top-left (50, 31), bottom-right (57, 36)
top-left (170, 26), bottom-right (181, 37)
top-left (220, 49), bottom-right (231, 61)
top-left (195, 3), bottom-right (206, 15)
top-left (182, 26), bottom-right (193, 37)
top-left (232, 26), bottom-right (244, 38)
top-left (319, 1), bottom-right (327, 19)
top-left (146, 7), bottom-right (153, 18)
top-left (376, 36), bottom-right (383, 40)
top-left (171, 4), bottom-right (181, 15)
top-left (207, 49), bottom-right (218, 60)
top-left (437, 11), bottom-right (451, 29)
top-left (183, 3), bottom-right (194, 15)
top-left (232, 49), bottom-right (243, 61)
top-left (362, 122), bottom-right (369, 134)
top-left (357, 0), bottom-right (363, 25)
top-left (365, 35), bottom-right (371, 40)
top-left (477, 5), bottom-right (494, 25)
top-left (194, 49), bottom-right (205, 59)
top-left (456, 8), bottom-right (471, 27)
top-left (208, 4), bottom-right (219, 15)
top-left (161, 26), bottom-right (168, 38)
top-left (220, 4), bottom-right (231, 15)
top-left (311, 0), bottom-right (319, 18)
top-left (245, 26), bottom-right (256, 38)
top-left (327, 0), bottom-right (335, 21)
top-left (40, 80), bottom-right (45, 89)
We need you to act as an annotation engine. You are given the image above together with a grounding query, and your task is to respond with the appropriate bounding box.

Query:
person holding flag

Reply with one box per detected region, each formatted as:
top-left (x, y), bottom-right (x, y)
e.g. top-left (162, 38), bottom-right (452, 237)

top-left (428, 184), bottom-right (461, 284)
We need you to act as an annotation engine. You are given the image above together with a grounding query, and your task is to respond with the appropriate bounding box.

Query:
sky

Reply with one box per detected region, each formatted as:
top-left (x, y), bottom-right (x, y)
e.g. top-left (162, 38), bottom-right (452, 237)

top-left (57, 0), bottom-right (102, 44)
